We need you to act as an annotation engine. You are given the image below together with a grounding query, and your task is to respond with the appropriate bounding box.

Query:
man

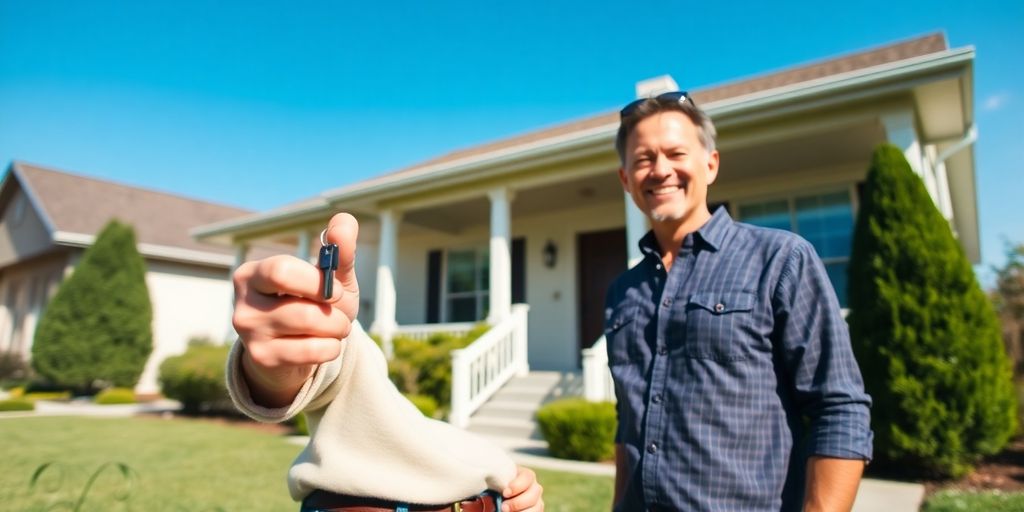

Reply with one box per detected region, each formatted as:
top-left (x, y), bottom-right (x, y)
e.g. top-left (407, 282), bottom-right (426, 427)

top-left (606, 92), bottom-right (872, 511)
top-left (229, 215), bottom-right (544, 512)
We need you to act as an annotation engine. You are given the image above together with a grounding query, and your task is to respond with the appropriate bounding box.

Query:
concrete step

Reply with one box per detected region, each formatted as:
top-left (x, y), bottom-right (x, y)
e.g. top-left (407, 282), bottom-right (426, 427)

top-left (474, 401), bottom-right (538, 421)
top-left (467, 416), bottom-right (540, 439)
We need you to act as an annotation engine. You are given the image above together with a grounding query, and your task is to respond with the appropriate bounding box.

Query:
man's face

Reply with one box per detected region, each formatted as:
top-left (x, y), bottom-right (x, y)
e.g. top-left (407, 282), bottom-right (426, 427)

top-left (618, 111), bottom-right (719, 226)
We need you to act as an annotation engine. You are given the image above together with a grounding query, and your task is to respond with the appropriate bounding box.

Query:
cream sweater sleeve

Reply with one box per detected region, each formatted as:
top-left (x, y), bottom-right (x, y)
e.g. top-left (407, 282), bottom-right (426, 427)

top-left (225, 322), bottom-right (518, 504)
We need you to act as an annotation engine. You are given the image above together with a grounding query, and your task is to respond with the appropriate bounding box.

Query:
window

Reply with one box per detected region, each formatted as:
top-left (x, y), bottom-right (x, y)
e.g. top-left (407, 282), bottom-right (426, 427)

top-left (445, 248), bottom-right (489, 322)
top-left (738, 190), bottom-right (855, 307)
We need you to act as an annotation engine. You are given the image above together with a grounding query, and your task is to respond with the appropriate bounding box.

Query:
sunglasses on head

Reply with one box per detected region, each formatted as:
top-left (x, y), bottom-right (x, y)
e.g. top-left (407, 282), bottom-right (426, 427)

top-left (619, 91), bottom-right (694, 119)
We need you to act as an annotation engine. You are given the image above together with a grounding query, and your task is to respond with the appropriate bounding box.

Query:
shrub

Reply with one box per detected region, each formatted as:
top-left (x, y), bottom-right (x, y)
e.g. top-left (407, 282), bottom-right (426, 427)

top-left (536, 399), bottom-right (616, 462)
top-left (95, 387), bottom-right (137, 405)
top-left (386, 326), bottom-right (485, 409)
top-left (32, 220), bottom-right (153, 394)
top-left (848, 144), bottom-right (1016, 477)
top-left (23, 391), bottom-right (72, 401)
top-left (404, 393), bottom-right (438, 418)
top-left (159, 344), bottom-right (231, 414)
top-left (290, 413), bottom-right (309, 436)
top-left (0, 350), bottom-right (32, 385)
top-left (0, 398), bottom-right (34, 412)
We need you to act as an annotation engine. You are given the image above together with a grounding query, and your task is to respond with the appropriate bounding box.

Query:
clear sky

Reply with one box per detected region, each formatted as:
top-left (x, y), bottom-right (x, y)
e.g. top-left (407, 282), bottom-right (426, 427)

top-left (1, 1), bottom-right (1021, 283)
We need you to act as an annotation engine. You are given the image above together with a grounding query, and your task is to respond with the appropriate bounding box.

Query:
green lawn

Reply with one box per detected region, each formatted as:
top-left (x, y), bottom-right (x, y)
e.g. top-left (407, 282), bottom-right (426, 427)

top-left (0, 416), bottom-right (612, 511)
top-left (921, 489), bottom-right (1024, 512)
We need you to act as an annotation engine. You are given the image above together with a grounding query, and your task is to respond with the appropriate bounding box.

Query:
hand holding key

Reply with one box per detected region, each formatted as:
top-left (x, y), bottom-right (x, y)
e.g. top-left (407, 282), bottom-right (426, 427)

top-left (231, 213), bottom-right (360, 408)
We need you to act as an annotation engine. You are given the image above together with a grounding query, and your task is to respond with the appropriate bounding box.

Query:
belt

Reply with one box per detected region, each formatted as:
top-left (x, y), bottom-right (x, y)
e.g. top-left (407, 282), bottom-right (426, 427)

top-left (301, 489), bottom-right (501, 512)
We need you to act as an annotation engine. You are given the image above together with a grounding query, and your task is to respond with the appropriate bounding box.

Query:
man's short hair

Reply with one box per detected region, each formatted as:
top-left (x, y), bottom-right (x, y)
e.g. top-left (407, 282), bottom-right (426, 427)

top-left (614, 93), bottom-right (717, 164)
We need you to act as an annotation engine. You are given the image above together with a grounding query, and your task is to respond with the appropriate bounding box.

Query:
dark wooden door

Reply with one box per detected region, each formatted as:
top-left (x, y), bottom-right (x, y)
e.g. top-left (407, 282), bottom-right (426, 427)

top-left (577, 228), bottom-right (627, 363)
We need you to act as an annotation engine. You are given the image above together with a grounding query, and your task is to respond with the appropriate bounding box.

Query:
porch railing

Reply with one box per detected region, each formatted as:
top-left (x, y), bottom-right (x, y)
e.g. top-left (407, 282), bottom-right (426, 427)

top-left (581, 335), bottom-right (616, 402)
top-left (393, 322), bottom-right (476, 341)
top-left (449, 304), bottom-right (530, 428)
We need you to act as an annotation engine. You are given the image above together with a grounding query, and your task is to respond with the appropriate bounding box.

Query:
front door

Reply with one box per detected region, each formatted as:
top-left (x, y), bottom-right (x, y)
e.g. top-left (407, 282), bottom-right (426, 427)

top-left (577, 228), bottom-right (627, 364)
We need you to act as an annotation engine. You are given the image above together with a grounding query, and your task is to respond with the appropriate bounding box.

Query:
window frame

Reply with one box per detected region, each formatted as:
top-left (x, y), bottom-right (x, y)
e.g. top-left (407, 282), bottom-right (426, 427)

top-left (441, 245), bottom-right (490, 323)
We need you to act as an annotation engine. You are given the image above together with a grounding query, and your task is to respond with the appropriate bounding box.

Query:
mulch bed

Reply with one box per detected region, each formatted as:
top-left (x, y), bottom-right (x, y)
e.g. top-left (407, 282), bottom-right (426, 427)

top-left (925, 438), bottom-right (1024, 494)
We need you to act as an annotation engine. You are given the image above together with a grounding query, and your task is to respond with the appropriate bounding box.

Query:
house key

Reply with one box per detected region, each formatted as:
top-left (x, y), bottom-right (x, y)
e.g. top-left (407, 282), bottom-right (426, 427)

top-left (318, 228), bottom-right (339, 300)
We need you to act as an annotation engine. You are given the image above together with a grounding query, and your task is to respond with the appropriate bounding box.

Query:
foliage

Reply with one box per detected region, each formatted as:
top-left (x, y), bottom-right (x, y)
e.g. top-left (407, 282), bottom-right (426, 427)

top-left (0, 350), bottom-right (32, 385)
top-left (0, 398), bottom-right (34, 412)
top-left (289, 412), bottom-right (308, 436)
top-left (23, 391), bottom-right (72, 401)
top-left (94, 387), bottom-right (137, 405)
top-left (159, 344), bottom-right (231, 414)
top-left (31, 220), bottom-right (153, 394)
top-left (386, 325), bottom-right (488, 409)
top-left (847, 144), bottom-right (1016, 477)
top-left (404, 393), bottom-right (439, 418)
top-left (536, 398), bottom-right (616, 462)
top-left (922, 490), bottom-right (1024, 512)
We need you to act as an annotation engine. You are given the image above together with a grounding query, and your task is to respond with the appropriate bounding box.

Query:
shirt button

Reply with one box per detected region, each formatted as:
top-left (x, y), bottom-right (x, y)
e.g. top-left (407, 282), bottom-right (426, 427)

top-left (647, 443), bottom-right (658, 454)
top-left (714, 303), bottom-right (725, 313)
top-left (662, 298), bottom-right (672, 307)
top-left (655, 264), bottom-right (662, 270)
top-left (658, 346), bottom-right (667, 355)
top-left (652, 393), bottom-right (663, 404)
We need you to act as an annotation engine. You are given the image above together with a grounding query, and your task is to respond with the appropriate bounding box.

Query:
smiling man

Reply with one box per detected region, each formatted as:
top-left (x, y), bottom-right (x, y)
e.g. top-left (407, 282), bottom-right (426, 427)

top-left (605, 92), bottom-right (873, 512)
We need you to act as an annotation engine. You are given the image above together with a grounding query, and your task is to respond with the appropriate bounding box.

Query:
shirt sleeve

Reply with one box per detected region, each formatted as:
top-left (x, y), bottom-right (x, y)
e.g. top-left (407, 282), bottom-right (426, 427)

top-left (772, 240), bottom-right (874, 461)
top-left (223, 323), bottom-right (374, 423)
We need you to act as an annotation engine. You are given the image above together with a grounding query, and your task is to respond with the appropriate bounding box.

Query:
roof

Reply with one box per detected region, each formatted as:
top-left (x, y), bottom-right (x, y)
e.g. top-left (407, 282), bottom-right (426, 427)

top-left (7, 161), bottom-right (278, 266)
top-left (195, 32), bottom-right (969, 244)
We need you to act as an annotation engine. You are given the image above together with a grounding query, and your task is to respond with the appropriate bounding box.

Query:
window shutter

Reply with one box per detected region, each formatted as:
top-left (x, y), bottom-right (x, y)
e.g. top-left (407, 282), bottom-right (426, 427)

top-left (426, 250), bottom-right (442, 323)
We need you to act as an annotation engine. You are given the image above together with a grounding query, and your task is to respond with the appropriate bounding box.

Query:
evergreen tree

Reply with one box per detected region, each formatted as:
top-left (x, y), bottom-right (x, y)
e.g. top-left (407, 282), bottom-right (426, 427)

top-left (32, 220), bottom-right (153, 393)
top-left (848, 144), bottom-right (1016, 477)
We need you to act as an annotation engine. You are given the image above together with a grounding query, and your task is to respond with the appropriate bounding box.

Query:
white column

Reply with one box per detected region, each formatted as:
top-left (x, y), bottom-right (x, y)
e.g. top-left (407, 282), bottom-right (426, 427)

top-left (296, 229), bottom-right (312, 263)
top-left (487, 187), bottom-right (513, 323)
top-left (371, 209), bottom-right (400, 357)
top-left (881, 110), bottom-right (924, 177)
top-left (624, 192), bottom-right (648, 268)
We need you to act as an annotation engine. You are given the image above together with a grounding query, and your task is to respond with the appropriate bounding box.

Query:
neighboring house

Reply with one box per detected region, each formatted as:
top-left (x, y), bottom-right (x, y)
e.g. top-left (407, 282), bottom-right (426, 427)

top-left (193, 33), bottom-right (979, 421)
top-left (0, 162), bottom-right (285, 394)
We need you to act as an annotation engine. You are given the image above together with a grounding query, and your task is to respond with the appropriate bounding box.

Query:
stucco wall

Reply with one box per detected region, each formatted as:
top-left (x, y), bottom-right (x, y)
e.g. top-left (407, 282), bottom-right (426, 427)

top-left (0, 253), bottom-right (67, 355)
top-left (0, 186), bottom-right (55, 268)
top-left (135, 260), bottom-right (233, 394)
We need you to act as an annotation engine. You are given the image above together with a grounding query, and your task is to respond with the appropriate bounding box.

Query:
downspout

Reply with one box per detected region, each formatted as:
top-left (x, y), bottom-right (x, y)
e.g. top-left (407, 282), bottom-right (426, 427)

top-left (937, 124), bottom-right (978, 164)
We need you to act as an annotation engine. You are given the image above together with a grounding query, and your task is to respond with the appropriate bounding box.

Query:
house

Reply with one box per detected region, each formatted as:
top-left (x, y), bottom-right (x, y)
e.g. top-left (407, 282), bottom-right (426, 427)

top-left (0, 162), bottom-right (287, 394)
top-left (193, 33), bottom-right (979, 423)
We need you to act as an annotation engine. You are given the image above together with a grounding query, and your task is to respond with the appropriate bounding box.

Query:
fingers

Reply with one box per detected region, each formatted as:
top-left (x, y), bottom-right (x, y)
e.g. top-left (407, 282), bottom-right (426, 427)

top-left (324, 213), bottom-right (360, 316)
top-left (237, 255), bottom-right (343, 303)
top-left (502, 466), bottom-right (544, 512)
top-left (244, 336), bottom-right (344, 368)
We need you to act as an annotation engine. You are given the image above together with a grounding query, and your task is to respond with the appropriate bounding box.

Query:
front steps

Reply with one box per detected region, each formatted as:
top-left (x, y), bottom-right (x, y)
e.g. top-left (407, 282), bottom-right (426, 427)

top-left (466, 371), bottom-right (582, 445)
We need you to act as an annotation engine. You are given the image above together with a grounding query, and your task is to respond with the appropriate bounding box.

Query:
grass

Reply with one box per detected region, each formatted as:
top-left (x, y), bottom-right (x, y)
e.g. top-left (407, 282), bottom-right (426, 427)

top-left (922, 489), bottom-right (1024, 511)
top-left (0, 416), bottom-right (612, 511)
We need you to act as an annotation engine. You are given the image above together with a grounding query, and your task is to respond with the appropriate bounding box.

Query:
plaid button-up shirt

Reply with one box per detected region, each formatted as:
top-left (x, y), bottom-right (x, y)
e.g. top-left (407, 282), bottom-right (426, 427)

top-left (605, 207), bottom-right (872, 512)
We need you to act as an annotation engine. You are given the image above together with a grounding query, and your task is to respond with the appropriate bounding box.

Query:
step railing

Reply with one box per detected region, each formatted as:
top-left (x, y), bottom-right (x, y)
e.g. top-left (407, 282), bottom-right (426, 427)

top-left (581, 335), bottom-right (616, 402)
top-left (449, 304), bottom-right (530, 428)
top-left (393, 321), bottom-right (477, 341)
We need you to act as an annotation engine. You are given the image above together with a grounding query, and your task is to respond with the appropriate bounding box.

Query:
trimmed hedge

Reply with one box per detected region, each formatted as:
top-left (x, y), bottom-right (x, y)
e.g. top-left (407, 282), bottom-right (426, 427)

top-left (0, 398), bottom-right (35, 412)
top-left (95, 387), bottom-right (137, 405)
top-left (536, 399), bottom-right (616, 462)
top-left (159, 343), bottom-right (231, 414)
top-left (387, 325), bottom-right (489, 410)
top-left (32, 220), bottom-right (153, 393)
top-left (848, 144), bottom-right (1017, 477)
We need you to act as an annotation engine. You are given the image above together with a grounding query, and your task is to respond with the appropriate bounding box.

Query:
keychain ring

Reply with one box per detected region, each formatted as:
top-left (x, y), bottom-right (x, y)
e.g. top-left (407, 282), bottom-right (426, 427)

top-left (320, 228), bottom-right (329, 247)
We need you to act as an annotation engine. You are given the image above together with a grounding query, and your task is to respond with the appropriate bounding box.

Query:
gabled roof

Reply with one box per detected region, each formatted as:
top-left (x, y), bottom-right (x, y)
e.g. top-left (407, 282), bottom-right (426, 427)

top-left (195, 32), bottom-right (970, 244)
top-left (5, 161), bottom-right (262, 266)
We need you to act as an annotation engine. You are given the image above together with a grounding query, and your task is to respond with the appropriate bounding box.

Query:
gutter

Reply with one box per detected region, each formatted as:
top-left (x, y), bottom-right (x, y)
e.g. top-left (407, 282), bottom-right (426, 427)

top-left (53, 231), bottom-right (235, 267)
top-left (936, 124), bottom-right (977, 163)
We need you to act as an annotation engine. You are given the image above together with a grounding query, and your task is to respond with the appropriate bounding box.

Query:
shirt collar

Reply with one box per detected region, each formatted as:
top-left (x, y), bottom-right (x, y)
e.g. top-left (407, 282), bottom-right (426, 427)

top-left (637, 205), bottom-right (733, 257)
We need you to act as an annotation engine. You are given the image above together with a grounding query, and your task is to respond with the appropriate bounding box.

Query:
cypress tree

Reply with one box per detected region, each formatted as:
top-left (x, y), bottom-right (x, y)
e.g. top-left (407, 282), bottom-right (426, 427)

top-left (848, 144), bottom-right (1016, 477)
top-left (32, 220), bottom-right (153, 393)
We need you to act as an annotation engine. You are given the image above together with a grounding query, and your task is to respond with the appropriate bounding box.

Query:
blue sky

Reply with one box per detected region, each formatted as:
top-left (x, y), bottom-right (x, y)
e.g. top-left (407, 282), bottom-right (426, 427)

top-left (1, 1), bottom-right (1021, 283)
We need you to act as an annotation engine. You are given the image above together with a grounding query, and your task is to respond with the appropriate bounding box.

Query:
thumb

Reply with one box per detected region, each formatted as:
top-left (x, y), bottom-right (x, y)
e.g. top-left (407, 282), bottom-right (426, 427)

top-left (324, 213), bottom-right (360, 317)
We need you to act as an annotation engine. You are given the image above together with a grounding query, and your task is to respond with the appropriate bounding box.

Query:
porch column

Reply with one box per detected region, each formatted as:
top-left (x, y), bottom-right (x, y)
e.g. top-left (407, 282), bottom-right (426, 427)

top-left (487, 187), bottom-right (513, 323)
top-left (881, 110), bottom-right (940, 206)
top-left (371, 209), bottom-right (400, 357)
top-left (624, 193), bottom-right (647, 268)
top-left (296, 229), bottom-right (313, 263)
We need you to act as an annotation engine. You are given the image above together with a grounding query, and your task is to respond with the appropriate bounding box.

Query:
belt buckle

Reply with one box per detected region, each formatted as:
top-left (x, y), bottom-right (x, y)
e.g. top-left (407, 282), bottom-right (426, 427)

top-left (450, 503), bottom-right (462, 512)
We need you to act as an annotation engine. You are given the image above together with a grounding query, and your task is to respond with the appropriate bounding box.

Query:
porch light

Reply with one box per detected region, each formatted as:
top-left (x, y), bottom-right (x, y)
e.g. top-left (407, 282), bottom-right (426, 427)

top-left (543, 240), bottom-right (558, 268)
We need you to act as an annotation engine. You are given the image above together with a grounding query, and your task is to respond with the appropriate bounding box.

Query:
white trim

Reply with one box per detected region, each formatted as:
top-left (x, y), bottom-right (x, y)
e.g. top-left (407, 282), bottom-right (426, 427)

top-left (52, 231), bottom-right (234, 267)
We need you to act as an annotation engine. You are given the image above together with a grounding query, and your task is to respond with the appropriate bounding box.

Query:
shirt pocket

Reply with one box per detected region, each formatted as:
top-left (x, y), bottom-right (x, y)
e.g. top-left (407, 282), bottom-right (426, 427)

top-left (683, 290), bottom-right (756, 362)
top-left (604, 304), bottom-right (638, 365)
